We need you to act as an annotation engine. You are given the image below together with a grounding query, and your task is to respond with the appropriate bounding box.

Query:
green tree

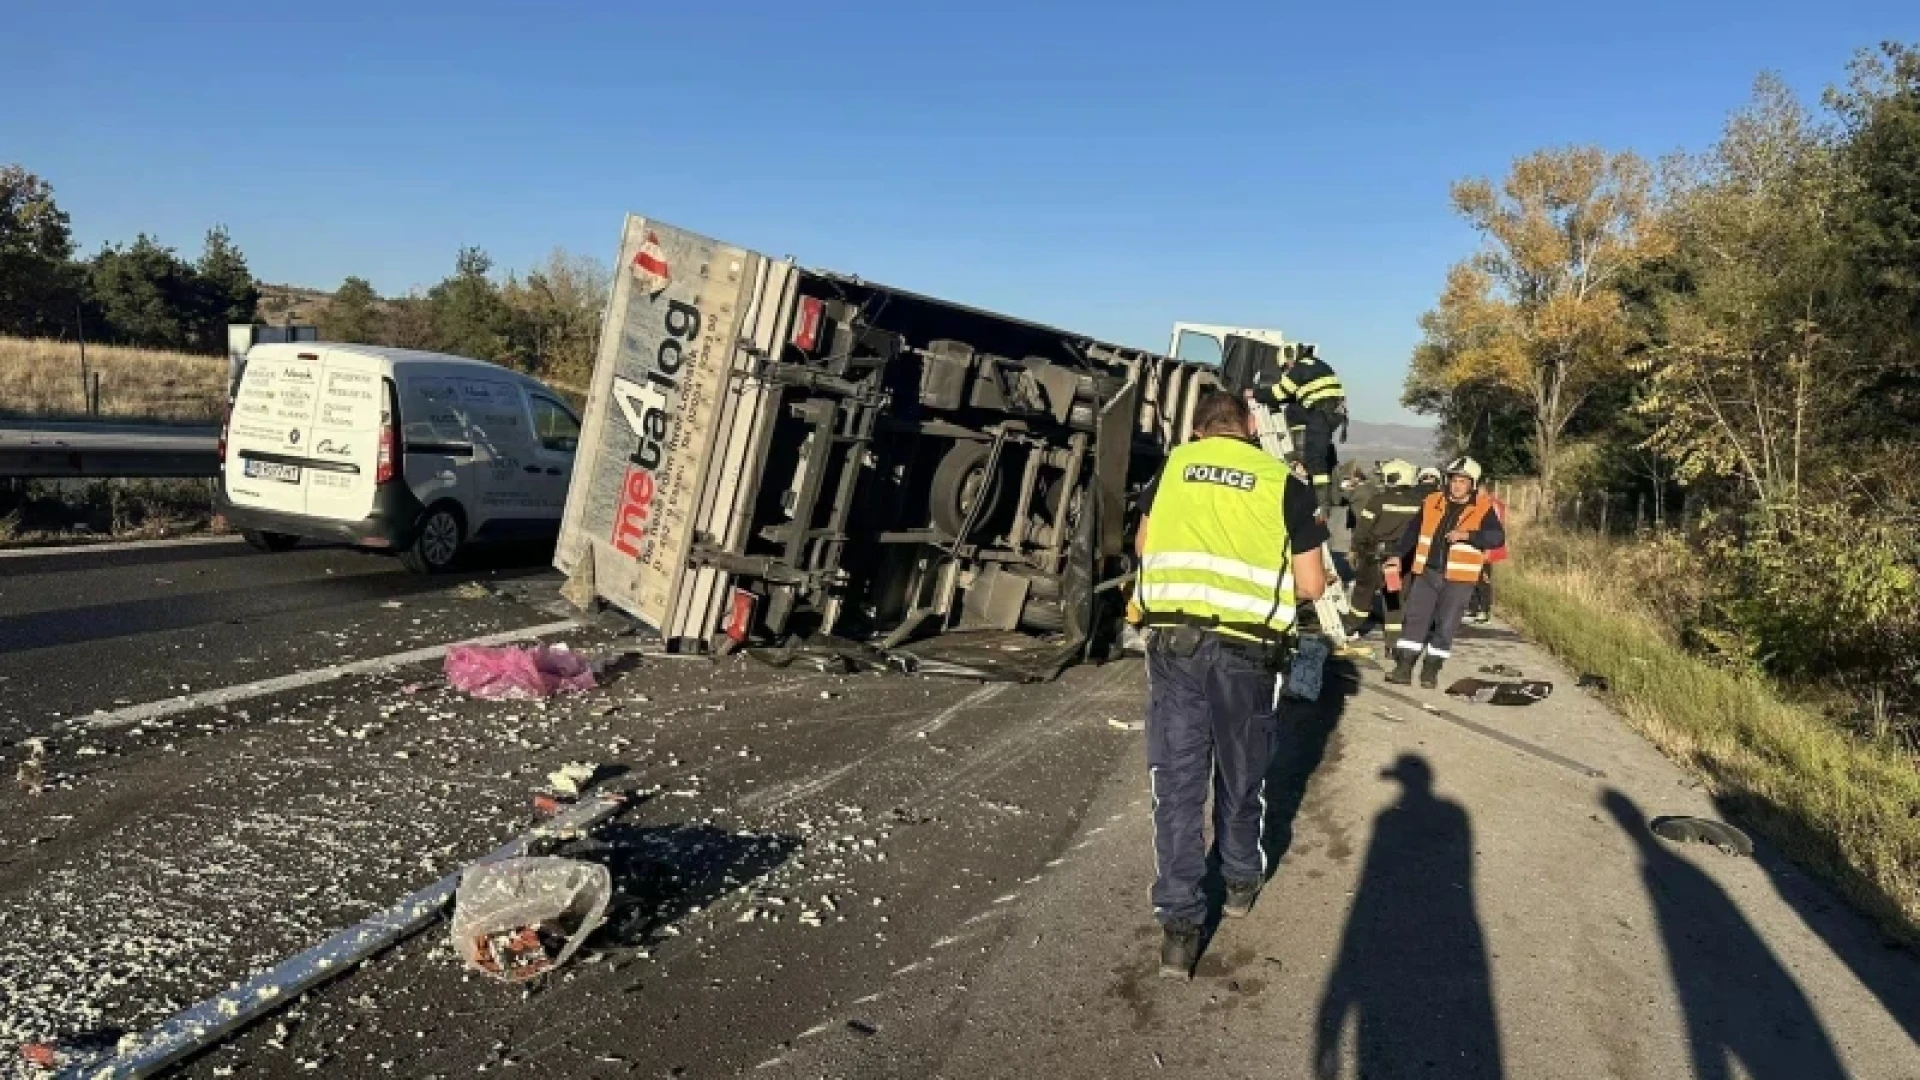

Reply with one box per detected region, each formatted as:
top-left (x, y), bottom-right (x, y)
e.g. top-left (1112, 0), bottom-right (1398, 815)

top-left (323, 275), bottom-right (383, 343)
top-left (1411, 147), bottom-right (1668, 496)
top-left (426, 246), bottom-right (510, 361)
top-left (195, 225), bottom-right (259, 344)
top-left (86, 235), bottom-right (205, 350)
top-left (1830, 42), bottom-right (1920, 436)
top-left (0, 164), bottom-right (80, 337)
top-left (1640, 76), bottom-right (1855, 516)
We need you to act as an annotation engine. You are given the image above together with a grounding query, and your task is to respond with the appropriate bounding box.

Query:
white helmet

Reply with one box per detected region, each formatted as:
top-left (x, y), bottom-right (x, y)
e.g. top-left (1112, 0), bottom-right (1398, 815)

top-left (1444, 455), bottom-right (1483, 483)
top-left (1416, 466), bottom-right (1442, 486)
top-left (1380, 459), bottom-right (1417, 487)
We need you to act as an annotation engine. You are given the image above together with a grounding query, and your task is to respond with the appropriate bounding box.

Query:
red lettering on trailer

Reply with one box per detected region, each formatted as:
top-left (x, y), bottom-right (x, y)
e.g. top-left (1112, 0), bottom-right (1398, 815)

top-left (611, 466), bottom-right (657, 558)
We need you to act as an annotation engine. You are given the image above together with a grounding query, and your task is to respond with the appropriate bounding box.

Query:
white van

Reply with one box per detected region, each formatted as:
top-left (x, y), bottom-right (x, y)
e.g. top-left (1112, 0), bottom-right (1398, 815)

top-left (215, 344), bottom-right (582, 572)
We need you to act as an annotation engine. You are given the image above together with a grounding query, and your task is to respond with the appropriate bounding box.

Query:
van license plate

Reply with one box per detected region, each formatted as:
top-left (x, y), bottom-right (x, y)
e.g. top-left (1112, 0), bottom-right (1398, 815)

top-left (244, 460), bottom-right (302, 483)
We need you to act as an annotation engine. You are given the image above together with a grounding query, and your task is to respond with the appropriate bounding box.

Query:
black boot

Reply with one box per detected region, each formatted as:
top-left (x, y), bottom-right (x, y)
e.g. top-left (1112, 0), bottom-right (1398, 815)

top-left (1420, 656), bottom-right (1444, 689)
top-left (1223, 878), bottom-right (1261, 919)
top-left (1159, 920), bottom-right (1201, 979)
top-left (1385, 650), bottom-right (1416, 685)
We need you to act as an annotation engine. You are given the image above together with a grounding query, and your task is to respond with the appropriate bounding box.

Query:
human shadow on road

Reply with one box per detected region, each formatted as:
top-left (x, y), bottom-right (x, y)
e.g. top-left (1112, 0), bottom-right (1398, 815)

top-left (1259, 656), bottom-right (1360, 878)
top-left (1723, 791), bottom-right (1920, 1050)
top-left (1604, 790), bottom-right (1848, 1080)
top-left (1313, 755), bottom-right (1502, 1080)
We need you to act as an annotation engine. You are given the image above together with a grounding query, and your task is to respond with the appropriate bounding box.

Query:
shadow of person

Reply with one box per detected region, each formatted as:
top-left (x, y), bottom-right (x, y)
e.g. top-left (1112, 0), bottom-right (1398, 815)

top-left (1314, 754), bottom-right (1502, 1079)
top-left (1602, 790), bottom-right (1849, 1080)
top-left (1261, 655), bottom-right (1361, 877)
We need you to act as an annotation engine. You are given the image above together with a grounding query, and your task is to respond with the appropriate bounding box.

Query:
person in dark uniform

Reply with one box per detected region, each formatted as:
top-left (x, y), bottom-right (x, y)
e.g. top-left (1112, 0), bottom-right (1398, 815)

top-left (1133, 391), bottom-right (1328, 978)
top-left (1388, 457), bottom-right (1504, 688)
top-left (1259, 344), bottom-right (1347, 510)
top-left (1345, 459), bottom-right (1423, 642)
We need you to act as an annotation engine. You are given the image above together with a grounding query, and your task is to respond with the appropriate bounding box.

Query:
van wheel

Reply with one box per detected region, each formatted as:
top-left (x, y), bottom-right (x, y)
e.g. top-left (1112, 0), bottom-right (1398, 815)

top-left (242, 529), bottom-right (299, 553)
top-left (930, 441), bottom-right (1004, 538)
top-left (401, 506), bottom-right (464, 573)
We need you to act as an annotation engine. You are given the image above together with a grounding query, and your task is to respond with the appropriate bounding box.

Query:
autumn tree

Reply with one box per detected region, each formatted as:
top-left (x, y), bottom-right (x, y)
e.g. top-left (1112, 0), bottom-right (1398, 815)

top-left (502, 247), bottom-right (609, 387)
top-left (1409, 147), bottom-right (1666, 495)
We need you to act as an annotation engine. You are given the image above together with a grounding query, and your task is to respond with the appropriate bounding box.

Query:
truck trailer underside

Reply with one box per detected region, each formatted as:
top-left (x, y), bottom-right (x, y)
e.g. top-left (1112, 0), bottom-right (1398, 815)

top-left (557, 217), bottom-right (1231, 677)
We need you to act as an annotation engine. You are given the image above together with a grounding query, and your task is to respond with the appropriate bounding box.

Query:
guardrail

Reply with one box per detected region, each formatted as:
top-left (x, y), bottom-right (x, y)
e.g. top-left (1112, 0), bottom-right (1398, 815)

top-left (0, 422), bottom-right (220, 479)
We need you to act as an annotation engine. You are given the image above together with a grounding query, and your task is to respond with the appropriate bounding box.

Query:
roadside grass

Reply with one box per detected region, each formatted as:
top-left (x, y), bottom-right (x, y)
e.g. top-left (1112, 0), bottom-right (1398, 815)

top-left (1502, 528), bottom-right (1920, 949)
top-left (0, 336), bottom-right (225, 425)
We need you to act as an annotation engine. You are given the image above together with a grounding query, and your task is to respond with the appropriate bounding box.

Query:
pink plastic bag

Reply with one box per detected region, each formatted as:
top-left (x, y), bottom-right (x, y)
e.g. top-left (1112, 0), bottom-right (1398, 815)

top-left (444, 644), bottom-right (598, 700)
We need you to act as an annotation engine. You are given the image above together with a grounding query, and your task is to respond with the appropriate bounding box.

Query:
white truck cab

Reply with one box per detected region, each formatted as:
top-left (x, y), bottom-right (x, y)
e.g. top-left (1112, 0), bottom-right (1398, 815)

top-left (216, 344), bottom-right (580, 571)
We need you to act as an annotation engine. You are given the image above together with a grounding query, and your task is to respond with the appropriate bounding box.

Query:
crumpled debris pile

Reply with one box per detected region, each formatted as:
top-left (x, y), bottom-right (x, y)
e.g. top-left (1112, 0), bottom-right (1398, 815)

top-left (444, 644), bottom-right (597, 700)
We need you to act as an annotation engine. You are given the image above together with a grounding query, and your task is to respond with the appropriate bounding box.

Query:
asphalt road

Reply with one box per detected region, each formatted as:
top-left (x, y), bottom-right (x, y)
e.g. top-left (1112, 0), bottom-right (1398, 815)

top-left (2, 541), bottom-right (1915, 1079)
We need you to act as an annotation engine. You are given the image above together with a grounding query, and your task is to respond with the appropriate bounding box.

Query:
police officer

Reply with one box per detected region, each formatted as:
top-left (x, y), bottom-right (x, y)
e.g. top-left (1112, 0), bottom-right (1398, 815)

top-left (1259, 344), bottom-right (1347, 510)
top-left (1388, 456), bottom-right (1504, 688)
top-left (1134, 391), bottom-right (1328, 978)
top-left (1345, 459), bottom-right (1423, 641)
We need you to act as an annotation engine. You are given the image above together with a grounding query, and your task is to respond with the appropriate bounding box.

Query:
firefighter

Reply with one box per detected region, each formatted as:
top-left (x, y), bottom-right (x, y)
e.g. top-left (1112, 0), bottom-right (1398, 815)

top-left (1133, 390), bottom-right (1327, 978)
top-left (1345, 459), bottom-right (1423, 642)
top-left (1388, 456), bottom-right (1504, 688)
top-left (1259, 344), bottom-right (1347, 511)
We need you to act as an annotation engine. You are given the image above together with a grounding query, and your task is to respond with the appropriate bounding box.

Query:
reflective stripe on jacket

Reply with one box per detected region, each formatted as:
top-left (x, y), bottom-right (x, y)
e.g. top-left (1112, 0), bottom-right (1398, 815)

top-left (1411, 490), bottom-right (1495, 584)
top-left (1277, 357), bottom-right (1346, 409)
top-left (1137, 437), bottom-right (1296, 643)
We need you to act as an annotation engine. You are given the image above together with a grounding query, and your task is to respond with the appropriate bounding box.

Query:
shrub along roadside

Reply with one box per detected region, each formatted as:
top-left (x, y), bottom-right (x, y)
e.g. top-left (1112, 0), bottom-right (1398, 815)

top-left (1501, 555), bottom-right (1920, 950)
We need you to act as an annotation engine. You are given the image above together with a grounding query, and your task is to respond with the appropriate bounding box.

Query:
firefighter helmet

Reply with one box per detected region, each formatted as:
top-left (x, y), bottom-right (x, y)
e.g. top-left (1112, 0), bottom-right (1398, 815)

top-left (1380, 459), bottom-right (1417, 487)
top-left (1444, 456), bottom-right (1484, 483)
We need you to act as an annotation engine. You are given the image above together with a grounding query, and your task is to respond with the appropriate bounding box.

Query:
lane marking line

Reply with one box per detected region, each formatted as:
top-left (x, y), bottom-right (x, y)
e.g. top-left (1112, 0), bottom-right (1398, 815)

top-left (85, 619), bottom-right (579, 729)
top-left (0, 535), bottom-right (242, 560)
top-left (1366, 681), bottom-right (1607, 779)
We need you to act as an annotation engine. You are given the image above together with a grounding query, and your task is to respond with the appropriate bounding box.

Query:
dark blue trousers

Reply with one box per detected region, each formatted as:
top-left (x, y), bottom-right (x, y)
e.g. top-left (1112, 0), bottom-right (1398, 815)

top-left (1145, 631), bottom-right (1279, 926)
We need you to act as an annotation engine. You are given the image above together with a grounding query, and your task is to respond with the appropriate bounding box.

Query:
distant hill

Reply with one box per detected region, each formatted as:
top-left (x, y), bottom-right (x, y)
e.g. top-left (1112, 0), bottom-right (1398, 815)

top-left (256, 283), bottom-right (342, 328)
top-left (1341, 420), bottom-right (1438, 468)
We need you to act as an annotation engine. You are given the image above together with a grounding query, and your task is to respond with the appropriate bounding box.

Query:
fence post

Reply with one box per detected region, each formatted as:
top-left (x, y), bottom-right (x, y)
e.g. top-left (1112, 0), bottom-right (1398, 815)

top-left (1599, 498), bottom-right (1609, 538)
top-left (90, 371), bottom-right (102, 417)
top-left (1635, 493), bottom-right (1645, 535)
top-left (1573, 492), bottom-right (1584, 531)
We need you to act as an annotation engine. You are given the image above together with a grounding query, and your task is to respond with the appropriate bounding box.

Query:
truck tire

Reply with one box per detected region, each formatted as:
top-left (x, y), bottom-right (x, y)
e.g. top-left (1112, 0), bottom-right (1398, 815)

top-left (242, 529), bottom-right (299, 553)
top-left (400, 504), bottom-right (465, 573)
top-left (930, 441), bottom-right (1004, 539)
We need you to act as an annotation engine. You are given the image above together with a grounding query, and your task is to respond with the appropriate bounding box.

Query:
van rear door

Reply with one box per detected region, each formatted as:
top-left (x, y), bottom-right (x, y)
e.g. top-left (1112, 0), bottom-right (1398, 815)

top-left (223, 347), bottom-right (383, 521)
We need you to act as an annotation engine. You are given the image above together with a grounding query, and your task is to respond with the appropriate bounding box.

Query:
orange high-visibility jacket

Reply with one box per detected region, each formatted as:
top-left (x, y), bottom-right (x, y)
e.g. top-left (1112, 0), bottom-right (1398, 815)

top-left (1411, 490), bottom-right (1497, 583)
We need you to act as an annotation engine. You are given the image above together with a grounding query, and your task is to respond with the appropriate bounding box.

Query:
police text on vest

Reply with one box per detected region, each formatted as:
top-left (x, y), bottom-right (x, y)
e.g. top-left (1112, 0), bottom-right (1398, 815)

top-left (1182, 464), bottom-right (1258, 491)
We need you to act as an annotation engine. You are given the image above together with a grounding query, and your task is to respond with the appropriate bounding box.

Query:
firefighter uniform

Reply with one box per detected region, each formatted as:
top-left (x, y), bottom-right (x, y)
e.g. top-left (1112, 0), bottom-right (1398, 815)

top-left (1135, 435), bottom-right (1326, 940)
top-left (1261, 349), bottom-right (1347, 509)
top-left (1390, 463), bottom-right (1504, 688)
top-left (1346, 464), bottom-right (1424, 639)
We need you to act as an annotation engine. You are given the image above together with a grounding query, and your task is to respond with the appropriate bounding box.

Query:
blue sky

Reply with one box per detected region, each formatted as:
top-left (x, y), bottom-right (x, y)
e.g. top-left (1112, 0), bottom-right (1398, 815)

top-left (4, 1), bottom-right (1913, 424)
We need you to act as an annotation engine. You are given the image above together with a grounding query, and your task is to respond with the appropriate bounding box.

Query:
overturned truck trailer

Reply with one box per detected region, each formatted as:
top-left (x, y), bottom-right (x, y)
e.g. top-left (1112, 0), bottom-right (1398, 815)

top-left (556, 215), bottom-right (1236, 675)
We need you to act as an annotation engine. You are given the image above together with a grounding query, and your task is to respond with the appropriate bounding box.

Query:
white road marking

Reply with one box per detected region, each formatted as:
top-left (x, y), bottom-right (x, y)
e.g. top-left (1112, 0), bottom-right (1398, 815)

top-left (85, 619), bottom-right (579, 729)
top-left (0, 535), bottom-right (241, 559)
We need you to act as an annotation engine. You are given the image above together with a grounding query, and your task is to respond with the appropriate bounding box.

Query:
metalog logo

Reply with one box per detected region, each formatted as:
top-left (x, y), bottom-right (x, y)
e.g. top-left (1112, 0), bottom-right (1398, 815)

top-left (289, 428), bottom-right (302, 446)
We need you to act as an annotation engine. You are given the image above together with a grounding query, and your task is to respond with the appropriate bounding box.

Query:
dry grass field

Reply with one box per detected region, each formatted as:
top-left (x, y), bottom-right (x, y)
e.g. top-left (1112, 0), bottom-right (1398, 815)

top-left (0, 336), bottom-right (226, 425)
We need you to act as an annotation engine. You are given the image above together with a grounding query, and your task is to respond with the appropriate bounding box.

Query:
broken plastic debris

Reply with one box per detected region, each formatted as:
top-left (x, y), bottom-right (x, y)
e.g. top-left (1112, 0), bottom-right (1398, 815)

top-left (547, 762), bottom-right (598, 796)
top-left (444, 644), bottom-right (597, 700)
top-left (451, 857), bottom-right (611, 983)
